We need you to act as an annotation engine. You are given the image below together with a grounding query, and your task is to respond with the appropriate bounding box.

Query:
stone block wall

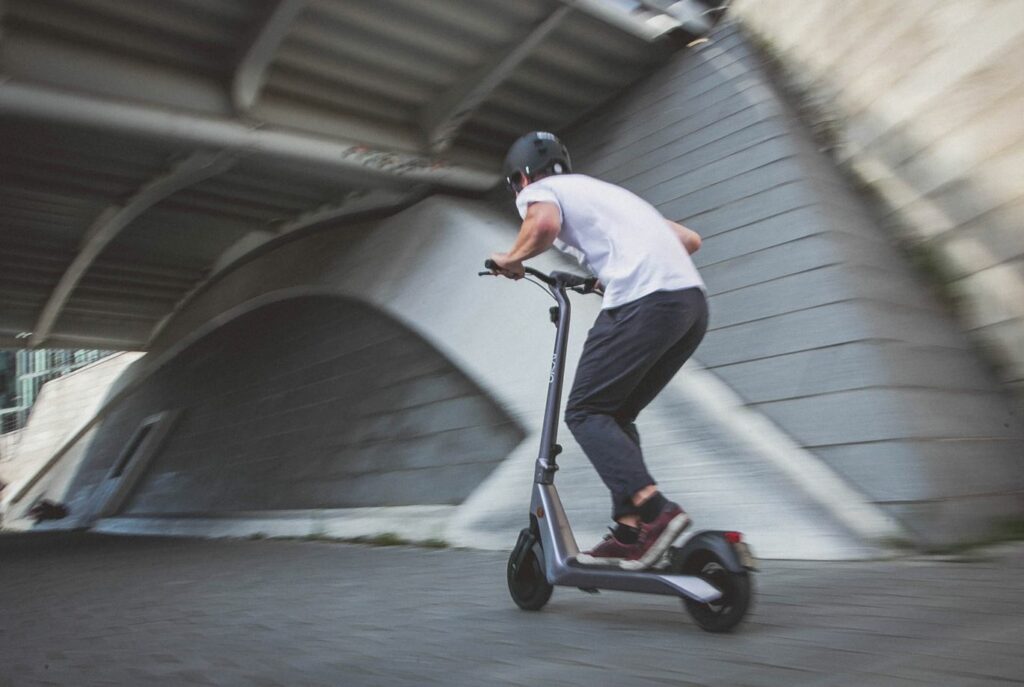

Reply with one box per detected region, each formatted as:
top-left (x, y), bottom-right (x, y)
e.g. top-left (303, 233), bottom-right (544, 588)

top-left (0, 352), bottom-right (141, 507)
top-left (732, 0), bottom-right (1024, 397)
top-left (565, 22), bottom-right (1023, 541)
top-left (62, 295), bottom-right (522, 519)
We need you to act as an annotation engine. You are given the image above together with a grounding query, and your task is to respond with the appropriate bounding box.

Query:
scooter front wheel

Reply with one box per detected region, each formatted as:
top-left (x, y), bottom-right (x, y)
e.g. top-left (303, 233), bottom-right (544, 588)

top-left (507, 545), bottom-right (553, 611)
top-left (674, 550), bottom-right (752, 632)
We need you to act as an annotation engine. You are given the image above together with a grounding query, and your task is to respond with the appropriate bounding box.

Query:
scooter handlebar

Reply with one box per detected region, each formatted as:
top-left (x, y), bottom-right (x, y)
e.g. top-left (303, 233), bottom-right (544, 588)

top-left (481, 260), bottom-right (597, 293)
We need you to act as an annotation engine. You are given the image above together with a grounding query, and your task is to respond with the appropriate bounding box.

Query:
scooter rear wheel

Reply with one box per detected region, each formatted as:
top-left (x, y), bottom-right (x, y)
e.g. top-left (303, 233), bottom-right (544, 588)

top-left (675, 550), bottom-right (752, 632)
top-left (507, 546), bottom-right (553, 611)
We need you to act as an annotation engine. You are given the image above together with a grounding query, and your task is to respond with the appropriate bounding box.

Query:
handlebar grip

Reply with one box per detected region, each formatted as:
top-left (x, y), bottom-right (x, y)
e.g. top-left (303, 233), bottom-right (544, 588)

top-left (482, 259), bottom-right (559, 286)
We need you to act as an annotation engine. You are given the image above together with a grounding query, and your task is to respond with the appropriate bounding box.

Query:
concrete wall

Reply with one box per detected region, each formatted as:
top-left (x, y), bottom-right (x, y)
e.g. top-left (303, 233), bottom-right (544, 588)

top-left (52, 196), bottom-right (896, 559)
top-left (0, 351), bottom-right (141, 523)
top-left (26, 19), bottom-right (1022, 550)
top-left (0, 429), bottom-right (21, 466)
top-left (732, 0), bottom-right (1024, 397)
top-left (63, 295), bottom-right (521, 518)
top-left (566, 21), bottom-right (1023, 540)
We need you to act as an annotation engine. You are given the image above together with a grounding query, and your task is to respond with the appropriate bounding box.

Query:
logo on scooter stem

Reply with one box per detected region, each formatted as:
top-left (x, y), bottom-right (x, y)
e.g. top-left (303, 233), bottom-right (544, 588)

top-left (549, 354), bottom-right (557, 383)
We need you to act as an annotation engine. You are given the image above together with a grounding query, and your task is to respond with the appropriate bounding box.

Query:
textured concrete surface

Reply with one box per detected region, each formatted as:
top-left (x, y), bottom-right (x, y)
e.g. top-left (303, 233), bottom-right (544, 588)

top-left (31, 19), bottom-right (1022, 555)
top-left (732, 1), bottom-right (1024, 394)
top-left (38, 196), bottom-right (882, 560)
top-left (62, 296), bottom-right (521, 522)
top-left (566, 22), bottom-right (1024, 541)
top-left (451, 363), bottom-right (891, 561)
top-left (0, 353), bottom-right (141, 517)
top-left (1, 532), bottom-right (1022, 687)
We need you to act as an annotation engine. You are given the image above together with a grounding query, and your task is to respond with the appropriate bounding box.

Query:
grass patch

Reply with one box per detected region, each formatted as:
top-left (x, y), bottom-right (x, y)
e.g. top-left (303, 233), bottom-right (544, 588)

top-left (349, 532), bottom-right (408, 547)
top-left (283, 531), bottom-right (450, 550)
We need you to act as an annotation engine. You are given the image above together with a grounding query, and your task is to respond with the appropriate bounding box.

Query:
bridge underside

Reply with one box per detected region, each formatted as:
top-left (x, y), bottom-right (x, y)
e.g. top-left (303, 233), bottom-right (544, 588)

top-left (0, 0), bottom-right (719, 350)
top-left (1, 9), bottom-right (1021, 553)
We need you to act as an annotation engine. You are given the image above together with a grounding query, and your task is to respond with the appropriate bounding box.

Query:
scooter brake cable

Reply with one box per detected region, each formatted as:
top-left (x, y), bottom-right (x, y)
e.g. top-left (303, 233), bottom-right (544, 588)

top-left (523, 275), bottom-right (557, 302)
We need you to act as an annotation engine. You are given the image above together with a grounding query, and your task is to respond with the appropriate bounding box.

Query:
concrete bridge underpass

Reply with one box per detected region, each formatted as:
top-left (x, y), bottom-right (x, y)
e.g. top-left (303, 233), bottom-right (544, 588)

top-left (1, 2), bottom-right (1021, 558)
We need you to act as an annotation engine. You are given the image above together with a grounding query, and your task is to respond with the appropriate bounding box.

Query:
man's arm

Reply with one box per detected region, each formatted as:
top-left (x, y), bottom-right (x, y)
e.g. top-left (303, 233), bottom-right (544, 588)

top-left (491, 201), bottom-right (562, 278)
top-left (666, 219), bottom-right (701, 255)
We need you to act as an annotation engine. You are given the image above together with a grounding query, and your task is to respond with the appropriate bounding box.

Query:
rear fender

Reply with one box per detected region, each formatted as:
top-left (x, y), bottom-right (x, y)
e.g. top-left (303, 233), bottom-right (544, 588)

top-left (672, 530), bottom-right (753, 574)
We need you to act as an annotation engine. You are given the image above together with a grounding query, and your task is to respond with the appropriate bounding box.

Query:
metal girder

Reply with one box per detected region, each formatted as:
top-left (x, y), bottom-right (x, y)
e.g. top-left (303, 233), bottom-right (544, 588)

top-left (28, 152), bottom-right (236, 348)
top-left (145, 186), bottom-right (419, 348)
top-left (565, 0), bottom-right (713, 42)
top-left (421, 6), bottom-right (572, 153)
top-left (0, 82), bottom-right (500, 190)
top-left (3, 31), bottom-right (232, 116)
top-left (657, 0), bottom-right (717, 34)
top-left (275, 188), bottom-right (420, 235)
top-left (232, 0), bottom-right (307, 113)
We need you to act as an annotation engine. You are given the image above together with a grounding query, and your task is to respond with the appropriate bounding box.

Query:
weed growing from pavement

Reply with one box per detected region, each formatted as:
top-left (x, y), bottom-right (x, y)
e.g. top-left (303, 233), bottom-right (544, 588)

top-left (268, 531), bottom-right (451, 549)
top-left (346, 533), bottom-right (450, 549)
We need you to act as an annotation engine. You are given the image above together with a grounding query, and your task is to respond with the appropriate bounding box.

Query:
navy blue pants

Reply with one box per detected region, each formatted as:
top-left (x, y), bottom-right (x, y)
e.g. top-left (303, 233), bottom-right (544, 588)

top-left (564, 287), bottom-right (708, 521)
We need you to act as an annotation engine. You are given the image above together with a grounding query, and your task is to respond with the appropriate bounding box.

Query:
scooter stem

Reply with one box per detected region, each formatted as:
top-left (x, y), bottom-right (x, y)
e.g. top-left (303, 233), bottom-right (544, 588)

top-left (535, 283), bottom-right (571, 485)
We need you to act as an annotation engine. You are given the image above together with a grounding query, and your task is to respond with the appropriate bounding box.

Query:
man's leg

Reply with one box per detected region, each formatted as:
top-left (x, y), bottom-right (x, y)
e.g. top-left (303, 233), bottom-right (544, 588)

top-left (613, 289), bottom-right (708, 569)
top-left (565, 289), bottom-right (705, 566)
top-left (615, 288), bottom-right (709, 427)
top-left (564, 303), bottom-right (680, 521)
top-left (615, 416), bottom-right (641, 449)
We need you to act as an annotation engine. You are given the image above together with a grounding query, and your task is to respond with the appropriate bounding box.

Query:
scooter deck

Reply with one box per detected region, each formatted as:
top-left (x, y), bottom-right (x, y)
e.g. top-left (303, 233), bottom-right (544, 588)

top-left (552, 559), bottom-right (722, 603)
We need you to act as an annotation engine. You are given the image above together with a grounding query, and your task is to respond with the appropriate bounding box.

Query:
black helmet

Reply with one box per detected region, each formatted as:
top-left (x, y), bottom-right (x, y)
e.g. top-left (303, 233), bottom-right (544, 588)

top-left (502, 131), bottom-right (572, 193)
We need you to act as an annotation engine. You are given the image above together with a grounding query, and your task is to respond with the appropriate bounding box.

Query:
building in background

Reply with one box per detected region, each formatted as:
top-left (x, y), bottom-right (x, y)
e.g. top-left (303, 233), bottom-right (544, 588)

top-left (0, 352), bottom-right (13, 406)
top-left (0, 350), bottom-right (111, 433)
top-left (0, 352), bottom-right (18, 434)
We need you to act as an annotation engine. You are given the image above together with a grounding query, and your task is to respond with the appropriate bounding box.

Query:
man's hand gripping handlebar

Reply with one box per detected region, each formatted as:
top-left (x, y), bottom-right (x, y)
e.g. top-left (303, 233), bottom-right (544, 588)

top-left (479, 259), bottom-right (602, 295)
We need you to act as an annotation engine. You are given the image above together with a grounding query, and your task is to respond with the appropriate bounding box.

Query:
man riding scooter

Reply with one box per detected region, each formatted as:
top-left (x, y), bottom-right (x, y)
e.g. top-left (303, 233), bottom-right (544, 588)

top-left (489, 131), bottom-right (708, 570)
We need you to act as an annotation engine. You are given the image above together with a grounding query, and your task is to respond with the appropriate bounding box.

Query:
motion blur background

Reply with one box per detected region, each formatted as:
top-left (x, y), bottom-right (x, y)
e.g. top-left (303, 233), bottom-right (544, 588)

top-left (1, 0), bottom-right (1021, 560)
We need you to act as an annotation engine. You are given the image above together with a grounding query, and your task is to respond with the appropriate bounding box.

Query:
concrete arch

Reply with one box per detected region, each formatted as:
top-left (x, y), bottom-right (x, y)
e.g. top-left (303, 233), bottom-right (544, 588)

top-left (68, 195), bottom-right (901, 558)
top-left (62, 291), bottom-right (523, 523)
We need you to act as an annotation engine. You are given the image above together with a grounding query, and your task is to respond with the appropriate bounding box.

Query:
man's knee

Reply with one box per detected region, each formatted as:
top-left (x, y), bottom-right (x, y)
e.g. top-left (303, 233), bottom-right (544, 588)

top-left (564, 403), bottom-right (588, 432)
top-left (616, 416), bottom-right (640, 446)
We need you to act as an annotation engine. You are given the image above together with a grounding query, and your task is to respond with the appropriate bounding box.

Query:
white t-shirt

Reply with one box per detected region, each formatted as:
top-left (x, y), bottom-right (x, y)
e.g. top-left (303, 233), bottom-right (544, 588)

top-left (515, 174), bottom-right (705, 309)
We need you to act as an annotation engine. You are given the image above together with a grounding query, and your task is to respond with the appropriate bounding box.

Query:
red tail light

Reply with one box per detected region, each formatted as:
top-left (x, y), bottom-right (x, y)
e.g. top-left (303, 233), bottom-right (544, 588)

top-left (724, 531), bottom-right (743, 544)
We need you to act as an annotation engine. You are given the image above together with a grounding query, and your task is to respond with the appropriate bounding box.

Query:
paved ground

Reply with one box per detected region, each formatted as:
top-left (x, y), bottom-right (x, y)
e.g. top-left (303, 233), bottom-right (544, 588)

top-left (1, 533), bottom-right (1022, 687)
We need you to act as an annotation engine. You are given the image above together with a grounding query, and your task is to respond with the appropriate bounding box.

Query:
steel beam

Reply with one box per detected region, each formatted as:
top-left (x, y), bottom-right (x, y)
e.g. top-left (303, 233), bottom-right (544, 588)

top-left (563, 0), bottom-right (667, 41)
top-left (565, 0), bottom-right (712, 41)
top-left (421, 6), bottom-right (571, 153)
top-left (3, 32), bottom-right (232, 116)
top-left (275, 188), bottom-right (418, 235)
top-left (658, 0), bottom-right (716, 35)
top-left (232, 0), bottom-right (307, 113)
top-left (146, 187), bottom-right (420, 347)
top-left (0, 82), bottom-right (500, 190)
top-left (29, 152), bottom-right (236, 348)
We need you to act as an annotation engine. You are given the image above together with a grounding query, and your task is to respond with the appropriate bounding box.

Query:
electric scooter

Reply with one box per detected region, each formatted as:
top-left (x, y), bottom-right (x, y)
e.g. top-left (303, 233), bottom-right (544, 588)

top-left (480, 259), bottom-right (756, 632)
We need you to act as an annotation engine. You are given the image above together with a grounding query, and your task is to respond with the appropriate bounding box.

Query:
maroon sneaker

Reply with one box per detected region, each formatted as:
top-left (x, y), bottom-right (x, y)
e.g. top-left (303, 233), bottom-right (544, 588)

top-left (620, 503), bottom-right (691, 571)
top-left (575, 530), bottom-right (642, 566)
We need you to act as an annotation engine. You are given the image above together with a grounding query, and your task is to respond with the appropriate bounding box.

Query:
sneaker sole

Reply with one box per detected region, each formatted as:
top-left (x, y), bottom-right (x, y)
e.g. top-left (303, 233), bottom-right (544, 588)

top-left (619, 513), bottom-right (691, 571)
top-left (573, 553), bottom-right (626, 566)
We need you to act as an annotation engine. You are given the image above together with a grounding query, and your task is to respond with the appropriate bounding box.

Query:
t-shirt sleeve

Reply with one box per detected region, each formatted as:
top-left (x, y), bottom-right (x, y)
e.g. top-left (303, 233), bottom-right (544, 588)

top-left (515, 185), bottom-right (563, 222)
